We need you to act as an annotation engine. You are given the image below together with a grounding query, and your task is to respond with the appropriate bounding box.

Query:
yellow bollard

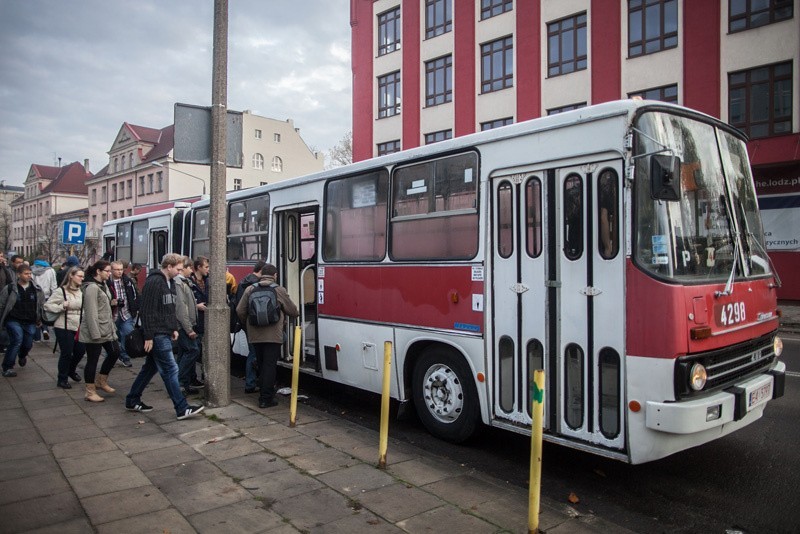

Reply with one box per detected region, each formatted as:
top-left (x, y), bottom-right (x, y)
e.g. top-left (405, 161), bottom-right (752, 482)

top-left (289, 326), bottom-right (302, 427)
top-left (377, 341), bottom-right (392, 469)
top-left (528, 369), bottom-right (545, 534)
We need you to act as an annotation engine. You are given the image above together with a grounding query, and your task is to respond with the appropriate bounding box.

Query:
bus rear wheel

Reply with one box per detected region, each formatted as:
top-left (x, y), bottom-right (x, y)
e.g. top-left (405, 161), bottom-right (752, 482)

top-left (412, 349), bottom-right (479, 443)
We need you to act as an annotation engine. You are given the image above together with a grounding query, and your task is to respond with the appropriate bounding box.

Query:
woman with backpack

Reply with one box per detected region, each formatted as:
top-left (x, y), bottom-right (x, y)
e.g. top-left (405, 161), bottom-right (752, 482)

top-left (235, 263), bottom-right (298, 409)
top-left (43, 267), bottom-right (86, 389)
top-left (79, 260), bottom-right (121, 402)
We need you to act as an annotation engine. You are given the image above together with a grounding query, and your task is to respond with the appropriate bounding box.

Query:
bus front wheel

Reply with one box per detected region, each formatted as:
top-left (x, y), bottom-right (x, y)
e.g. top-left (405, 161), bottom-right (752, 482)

top-left (412, 349), bottom-right (479, 443)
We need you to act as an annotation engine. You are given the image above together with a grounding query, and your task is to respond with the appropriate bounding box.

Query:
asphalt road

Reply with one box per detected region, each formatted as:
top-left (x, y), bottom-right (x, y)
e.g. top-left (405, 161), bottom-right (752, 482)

top-left (282, 332), bottom-right (800, 534)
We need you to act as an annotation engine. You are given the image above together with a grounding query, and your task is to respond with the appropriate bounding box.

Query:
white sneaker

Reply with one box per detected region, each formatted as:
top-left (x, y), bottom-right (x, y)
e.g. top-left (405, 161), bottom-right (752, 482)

top-left (177, 405), bottom-right (205, 420)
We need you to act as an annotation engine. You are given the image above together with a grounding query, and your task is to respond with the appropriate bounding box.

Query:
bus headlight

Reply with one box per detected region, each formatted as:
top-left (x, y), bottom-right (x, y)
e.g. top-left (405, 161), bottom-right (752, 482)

top-left (774, 336), bottom-right (783, 357)
top-left (689, 363), bottom-right (707, 391)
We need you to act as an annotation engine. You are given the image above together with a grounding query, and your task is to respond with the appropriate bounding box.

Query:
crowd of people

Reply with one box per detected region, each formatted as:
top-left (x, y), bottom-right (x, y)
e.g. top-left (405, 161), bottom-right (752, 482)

top-left (0, 250), bottom-right (298, 418)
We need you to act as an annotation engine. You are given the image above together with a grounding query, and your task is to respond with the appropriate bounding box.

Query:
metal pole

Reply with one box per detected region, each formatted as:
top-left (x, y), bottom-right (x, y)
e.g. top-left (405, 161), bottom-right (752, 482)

top-left (205, 0), bottom-right (230, 407)
top-left (528, 369), bottom-right (545, 534)
top-left (289, 326), bottom-right (302, 427)
top-left (377, 341), bottom-right (392, 469)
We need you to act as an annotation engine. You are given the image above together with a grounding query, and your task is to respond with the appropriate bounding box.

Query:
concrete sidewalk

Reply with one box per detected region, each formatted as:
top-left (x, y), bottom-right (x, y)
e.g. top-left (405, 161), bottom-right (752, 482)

top-left (0, 342), bottom-right (632, 534)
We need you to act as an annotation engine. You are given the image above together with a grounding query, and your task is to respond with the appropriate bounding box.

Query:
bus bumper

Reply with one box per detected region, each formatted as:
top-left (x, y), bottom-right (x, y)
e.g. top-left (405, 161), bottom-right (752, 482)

top-left (645, 361), bottom-right (786, 434)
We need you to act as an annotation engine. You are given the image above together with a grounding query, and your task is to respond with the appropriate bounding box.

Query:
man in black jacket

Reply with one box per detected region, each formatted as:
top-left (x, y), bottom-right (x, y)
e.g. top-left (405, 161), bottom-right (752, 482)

top-left (124, 254), bottom-right (203, 420)
top-left (107, 261), bottom-right (140, 367)
top-left (0, 264), bottom-right (44, 377)
top-left (234, 260), bottom-right (266, 393)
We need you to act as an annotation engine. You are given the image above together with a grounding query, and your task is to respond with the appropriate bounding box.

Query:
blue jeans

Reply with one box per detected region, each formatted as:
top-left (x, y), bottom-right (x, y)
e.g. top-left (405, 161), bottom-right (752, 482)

top-left (3, 321), bottom-right (36, 371)
top-left (126, 335), bottom-right (189, 416)
top-left (177, 330), bottom-right (200, 389)
top-left (245, 343), bottom-right (257, 390)
top-left (116, 316), bottom-right (135, 362)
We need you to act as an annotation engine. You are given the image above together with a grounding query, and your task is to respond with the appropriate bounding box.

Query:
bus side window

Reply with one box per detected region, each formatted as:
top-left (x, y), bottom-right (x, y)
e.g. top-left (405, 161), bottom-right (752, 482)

top-left (563, 174), bottom-right (583, 260)
top-left (598, 169), bottom-right (619, 260)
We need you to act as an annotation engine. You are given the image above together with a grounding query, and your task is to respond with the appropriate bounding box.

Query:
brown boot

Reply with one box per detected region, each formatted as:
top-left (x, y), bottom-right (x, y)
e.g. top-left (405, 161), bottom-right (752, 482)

top-left (85, 384), bottom-right (105, 402)
top-left (96, 374), bottom-right (115, 393)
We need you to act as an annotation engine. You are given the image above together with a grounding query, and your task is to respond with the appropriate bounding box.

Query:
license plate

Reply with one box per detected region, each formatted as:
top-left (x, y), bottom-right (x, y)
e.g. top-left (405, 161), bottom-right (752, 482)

top-left (748, 383), bottom-right (772, 410)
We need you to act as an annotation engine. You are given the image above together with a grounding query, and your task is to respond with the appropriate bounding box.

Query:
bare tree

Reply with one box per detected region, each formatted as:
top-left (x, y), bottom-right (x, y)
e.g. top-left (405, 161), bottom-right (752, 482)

top-left (0, 209), bottom-right (11, 253)
top-left (327, 130), bottom-right (352, 169)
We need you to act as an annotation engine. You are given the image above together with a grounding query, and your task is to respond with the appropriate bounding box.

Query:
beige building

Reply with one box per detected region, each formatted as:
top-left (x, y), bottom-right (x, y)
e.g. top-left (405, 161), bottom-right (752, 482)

top-left (10, 161), bottom-right (91, 259)
top-left (0, 182), bottom-right (24, 253)
top-left (86, 110), bottom-right (323, 238)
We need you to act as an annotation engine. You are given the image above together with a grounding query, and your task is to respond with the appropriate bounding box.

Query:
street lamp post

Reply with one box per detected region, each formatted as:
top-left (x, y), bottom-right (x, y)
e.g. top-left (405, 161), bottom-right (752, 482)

top-left (150, 161), bottom-right (207, 195)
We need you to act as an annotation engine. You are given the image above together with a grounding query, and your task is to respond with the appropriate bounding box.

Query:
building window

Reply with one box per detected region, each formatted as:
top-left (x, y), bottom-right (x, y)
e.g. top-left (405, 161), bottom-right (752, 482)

top-left (425, 55), bottom-right (452, 106)
top-left (481, 117), bottom-right (514, 131)
top-left (45, 201), bottom-right (49, 214)
top-left (481, 0), bottom-right (513, 20)
top-left (548, 13), bottom-right (587, 76)
top-left (157, 171), bottom-right (163, 192)
top-left (233, 178), bottom-right (242, 190)
top-left (128, 154), bottom-right (133, 168)
top-left (138, 176), bottom-right (144, 196)
top-left (127, 179), bottom-right (133, 198)
top-left (273, 133), bottom-right (281, 143)
top-left (148, 174), bottom-right (154, 194)
top-left (729, 61), bottom-right (792, 139)
top-left (271, 156), bottom-right (283, 172)
top-left (112, 211), bottom-right (117, 220)
top-left (377, 140), bottom-right (401, 156)
top-left (426, 0), bottom-right (452, 38)
top-left (127, 209), bottom-right (132, 216)
top-left (111, 184), bottom-right (117, 201)
top-left (253, 153), bottom-right (264, 170)
top-left (91, 189), bottom-right (97, 206)
top-left (102, 214), bottom-right (107, 224)
top-left (729, 0), bottom-right (793, 32)
top-left (481, 36), bottom-right (514, 93)
top-left (628, 0), bottom-right (678, 57)
top-left (378, 7), bottom-right (401, 56)
top-left (101, 186), bottom-right (107, 203)
top-left (378, 71), bottom-right (401, 118)
top-left (424, 130), bottom-right (453, 144)
top-left (255, 129), bottom-right (262, 139)
top-left (113, 158), bottom-right (118, 173)
top-left (547, 102), bottom-right (587, 115)
top-left (629, 84), bottom-right (678, 103)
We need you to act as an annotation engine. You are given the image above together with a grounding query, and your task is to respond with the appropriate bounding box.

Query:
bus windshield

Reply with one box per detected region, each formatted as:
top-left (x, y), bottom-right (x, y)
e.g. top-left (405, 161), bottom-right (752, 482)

top-left (633, 111), bottom-right (771, 283)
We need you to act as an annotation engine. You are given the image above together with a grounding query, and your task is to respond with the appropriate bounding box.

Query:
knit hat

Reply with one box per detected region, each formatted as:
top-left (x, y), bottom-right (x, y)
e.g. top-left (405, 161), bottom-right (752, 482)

top-left (65, 255), bottom-right (80, 267)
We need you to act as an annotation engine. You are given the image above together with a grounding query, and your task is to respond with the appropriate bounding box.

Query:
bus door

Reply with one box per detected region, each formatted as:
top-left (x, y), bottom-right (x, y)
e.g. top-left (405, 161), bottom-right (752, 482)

top-left (275, 207), bottom-right (320, 370)
top-left (491, 161), bottom-right (625, 451)
top-left (150, 230), bottom-right (168, 269)
top-left (554, 161), bottom-right (625, 450)
top-left (491, 172), bottom-right (549, 431)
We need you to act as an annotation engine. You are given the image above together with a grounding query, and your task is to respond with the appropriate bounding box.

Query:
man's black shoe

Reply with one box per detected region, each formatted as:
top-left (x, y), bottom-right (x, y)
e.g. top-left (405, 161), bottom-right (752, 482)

top-left (57, 380), bottom-right (72, 389)
top-left (244, 387), bottom-right (259, 394)
top-left (190, 379), bottom-right (205, 388)
top-left (18, 356), bottom-right (26, 367)
top-left (182, 386), bottom-right (199, 395)
top-left (126, 402), bottom-right (153, 412)
top-left (259, 399), bottom-right (278, 409)
top-left (177, 405), bottom-right (205, 420)
top-left (69, 372), bottom-right (82, 382)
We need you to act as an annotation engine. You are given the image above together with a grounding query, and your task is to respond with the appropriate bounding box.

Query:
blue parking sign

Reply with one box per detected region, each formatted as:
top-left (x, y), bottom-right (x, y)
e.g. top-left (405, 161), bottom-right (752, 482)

top-left (62, 221), bottom-right (87, 245)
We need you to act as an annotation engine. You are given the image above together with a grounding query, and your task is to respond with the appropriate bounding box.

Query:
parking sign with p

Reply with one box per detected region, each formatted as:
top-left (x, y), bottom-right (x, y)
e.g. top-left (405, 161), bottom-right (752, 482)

top-left (62, 221), bottom-right (87, 245)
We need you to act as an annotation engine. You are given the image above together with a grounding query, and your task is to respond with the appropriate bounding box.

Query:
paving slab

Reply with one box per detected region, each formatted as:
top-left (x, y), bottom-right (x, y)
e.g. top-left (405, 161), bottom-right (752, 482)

top-left (388, 456), bottom-right (465, 486)
top-left (270, 486), bottom-right (362, 531)
top-left (316, 463), bottom-right (396, 495)
top-left (80, 484), bottom-right (171, 525)
top-left (261, 434), bottom-right (328, 458)
top-left (147, 459), bottom-right (227, 491)
top-left (51, 436), bottom-right (117, 459)
top-left (356, 482), bottom-right (445, 523)
top-left (177, 422), bottom-right (241, 447)
top-left (68, 464), bottom-right (151, 498)
top-left (22, 517), bottom-right (95, 534)
top-left (285, 445), bottom-right (361, 475)
top-left (130, 442), bottom-right (205, 471)
top-left (240, 421), bottom-right (303, 443)
top-left (0, 490), bottom-right (85, 533)
top-left (95, 507), bottom-right (197, 534)
top-left (58, 449), bottom-right (134, 477)
top-left (396, 503), bottom-right (499, 533)
top-left (29, 412), bottom-right (93, 431)
top-left (117, 431), bottom-right (183, 454)
top-left (187, 498), bottom-right (286, 533)
top-left (160, 474), bottom-right (253, 515)
top-left (0, 453), bottom-right (60, 482)
top-left (241, 467), bottom-right (324, 503)
top-left (0, 440), bottom-right (49, 461)
top-left (215, 450), bottom-right (290, 480)
top-left (422, 473), bottom-right (508, 509)
top-left (194, 434), bottom-right (265, 461)
top-left (307, 509), bottom-right (404, 534)
top-left (38, 421), bottom-right (107, 445)
top-left (160, 415), bottom-right (219, 435)
top-left (27, 403), bottom-right (84, 421)
top-left (0, 471), bottom-right (72, 505)
top-left (0, 426), bottom-right (41, 447)
top-left (101, 420), bottom-right (165, 440)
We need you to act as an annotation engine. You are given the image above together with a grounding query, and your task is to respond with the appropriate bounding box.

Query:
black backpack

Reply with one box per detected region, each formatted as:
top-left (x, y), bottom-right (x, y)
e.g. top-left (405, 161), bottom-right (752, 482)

top-left (247, 283), bottom-right (280, 327)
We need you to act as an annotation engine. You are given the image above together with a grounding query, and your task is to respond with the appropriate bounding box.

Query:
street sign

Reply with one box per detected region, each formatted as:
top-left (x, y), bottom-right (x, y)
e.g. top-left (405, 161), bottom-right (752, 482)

top-left (173, 103), bottom-right (243, 168)
top-left (62, 221), bottom-right (87, 245)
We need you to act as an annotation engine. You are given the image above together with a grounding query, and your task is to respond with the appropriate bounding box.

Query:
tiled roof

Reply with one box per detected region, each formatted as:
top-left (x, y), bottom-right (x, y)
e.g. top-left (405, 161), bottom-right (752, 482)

top-left (30, 164), bottom-right (61, 180)
top-left (141, 124), bottom-right (174, 162)
top-left (127, 123), bottom-right (164, 144)
top-left (40, 161), bottom-right (91, 195)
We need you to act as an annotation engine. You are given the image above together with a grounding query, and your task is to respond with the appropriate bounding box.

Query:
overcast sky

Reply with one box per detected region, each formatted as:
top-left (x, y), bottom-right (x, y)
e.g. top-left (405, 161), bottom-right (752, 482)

top-left (0, 0), bottom-right (352, 185)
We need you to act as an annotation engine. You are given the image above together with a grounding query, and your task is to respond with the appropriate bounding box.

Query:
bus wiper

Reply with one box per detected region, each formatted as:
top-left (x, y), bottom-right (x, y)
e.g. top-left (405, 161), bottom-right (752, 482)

top-left (715, 237), bottom-right (739, 298)
top-left (747, 231), bottom-right (782, 288)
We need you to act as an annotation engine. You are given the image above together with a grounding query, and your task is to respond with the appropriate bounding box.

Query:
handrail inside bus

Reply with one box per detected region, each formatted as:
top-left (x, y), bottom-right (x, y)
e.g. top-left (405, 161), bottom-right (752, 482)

top-left (298, 263), bottom-right (315, 365)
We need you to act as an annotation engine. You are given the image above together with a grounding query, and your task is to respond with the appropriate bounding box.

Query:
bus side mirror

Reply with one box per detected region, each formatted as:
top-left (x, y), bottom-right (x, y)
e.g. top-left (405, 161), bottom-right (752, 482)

top-left (650, 155), bottom-right (681, 201)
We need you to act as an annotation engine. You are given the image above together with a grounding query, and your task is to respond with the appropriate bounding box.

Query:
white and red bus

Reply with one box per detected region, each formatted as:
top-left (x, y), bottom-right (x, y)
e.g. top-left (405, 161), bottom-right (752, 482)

top-left (103, 100), bottom-right (786, 463)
